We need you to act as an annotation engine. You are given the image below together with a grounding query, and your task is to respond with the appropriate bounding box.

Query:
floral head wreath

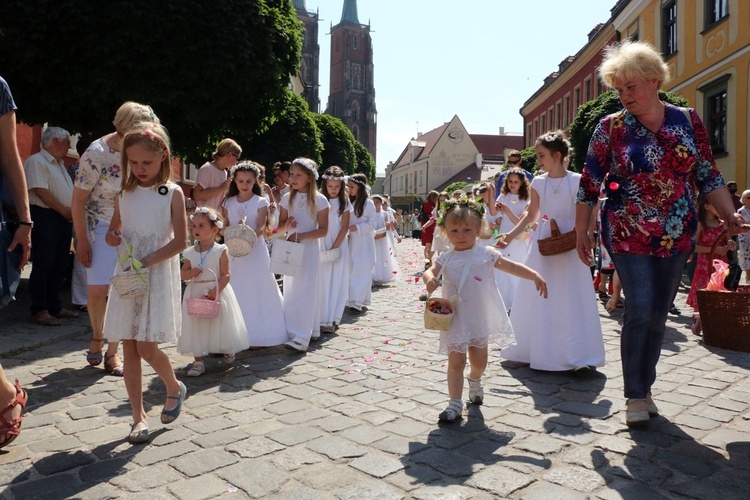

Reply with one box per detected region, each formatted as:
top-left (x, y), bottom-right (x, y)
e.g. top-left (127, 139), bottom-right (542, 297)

top-left (191, 207), bottom-right (224, 229)
top-left (542, 132), bottom-right (571, 148)
top-left (437, 195), bottom-right (485, 226)
top-left (349, 176), bottom-right (367, 188)
top-left (231, 161), bottom-right (261, 179)
top-left (321, 173), bottom-right (347, 181)
top-left (292, 158), bottom-right (319, 180)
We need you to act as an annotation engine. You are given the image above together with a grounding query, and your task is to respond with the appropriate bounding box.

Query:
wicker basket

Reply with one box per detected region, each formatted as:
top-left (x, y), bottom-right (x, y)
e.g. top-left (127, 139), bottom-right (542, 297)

top-left (537, 219), bottom-right (577, 256)
top-left (320, 247), bottom-right (341, 263)
top-left (110, 267), bottom-right (150, 299)
top-left (696, 230), bottom-right (750, 352)
top-left (224, 219), bottom-right (257, 258)
top-left (424, 296), bottom-right (454, 331)
top-left (187, 269), bottom-right (221, 319)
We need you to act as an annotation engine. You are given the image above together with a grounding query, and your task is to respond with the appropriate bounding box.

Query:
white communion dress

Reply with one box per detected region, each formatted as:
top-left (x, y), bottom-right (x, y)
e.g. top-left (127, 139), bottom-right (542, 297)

top-left (347, 199), bottom-right (377, 309)
top-left (493, 192), bottom-right (531, 310)
top-left (178, 243), bottom-right (249, 356)
top-left (318, 198), bottom-right (352, 328)
top-left (373, 210), bottom-right (398, 283)
top-left (223, 195), bottom-right (287, 347)
top-left (502, 173), bottom-right (604, 371)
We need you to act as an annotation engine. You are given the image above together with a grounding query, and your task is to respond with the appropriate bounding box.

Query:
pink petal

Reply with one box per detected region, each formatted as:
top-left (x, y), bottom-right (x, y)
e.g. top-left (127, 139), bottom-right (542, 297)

top-left (473, 276), bottom-right (482, 281)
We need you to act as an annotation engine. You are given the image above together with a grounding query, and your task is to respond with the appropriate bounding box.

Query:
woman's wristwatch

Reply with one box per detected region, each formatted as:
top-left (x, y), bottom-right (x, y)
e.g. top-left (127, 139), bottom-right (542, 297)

top-left (18, 220), bottom-right (33, 228)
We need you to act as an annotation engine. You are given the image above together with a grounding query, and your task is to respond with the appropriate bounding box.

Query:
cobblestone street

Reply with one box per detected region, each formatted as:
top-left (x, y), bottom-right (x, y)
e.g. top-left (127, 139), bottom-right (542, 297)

top-left (1, 237), bottom-right (749, 499)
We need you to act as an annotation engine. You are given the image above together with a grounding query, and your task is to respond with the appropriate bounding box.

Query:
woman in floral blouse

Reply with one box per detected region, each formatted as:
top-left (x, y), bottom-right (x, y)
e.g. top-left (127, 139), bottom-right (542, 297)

top-left (575, 41), bottom-right (745, 427)
top-left (71, 102), bottom-right (160, 375)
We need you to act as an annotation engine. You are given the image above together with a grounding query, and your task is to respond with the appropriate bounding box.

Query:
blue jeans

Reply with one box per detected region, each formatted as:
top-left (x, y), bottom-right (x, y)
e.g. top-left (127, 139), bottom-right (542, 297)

top-left (611, 253), bottom-right (690, 399)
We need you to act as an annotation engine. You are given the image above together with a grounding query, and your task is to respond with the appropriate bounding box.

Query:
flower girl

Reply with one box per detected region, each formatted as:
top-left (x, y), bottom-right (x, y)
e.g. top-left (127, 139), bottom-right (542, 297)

top-left (178, 208), bottom-right (248, 376)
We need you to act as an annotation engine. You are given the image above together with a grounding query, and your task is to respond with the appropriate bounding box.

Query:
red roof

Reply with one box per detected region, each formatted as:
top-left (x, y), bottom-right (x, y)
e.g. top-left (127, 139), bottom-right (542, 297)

top-left (469, 134), bottom-right (525, 160)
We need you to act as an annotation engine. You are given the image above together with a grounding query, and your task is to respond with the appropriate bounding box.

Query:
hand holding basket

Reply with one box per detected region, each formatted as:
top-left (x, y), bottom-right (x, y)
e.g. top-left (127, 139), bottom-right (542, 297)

top-left (187, 268), bottom-right (222, 319)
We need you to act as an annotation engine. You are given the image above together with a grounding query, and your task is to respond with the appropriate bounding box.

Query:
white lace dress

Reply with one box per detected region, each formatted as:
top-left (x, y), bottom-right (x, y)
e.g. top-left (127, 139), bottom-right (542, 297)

top-left (493, 193), bottom-right (531, 309)
top-left (178, 244), bottom-right (249, 355)
top-left (434, 245), bottom-right (515, 355)
top-left (318, 198), bottom-right (352, 328)
top-left (347, 199), bottom-right (377, 308)
top-left (373, 210), bottom-right (398, 283)
top-left (224, 195), bottom-right (287, 346)
top-left (104, 183), bottom-right (182, 343)
top-left (502, 173), bottom-right (605, 370)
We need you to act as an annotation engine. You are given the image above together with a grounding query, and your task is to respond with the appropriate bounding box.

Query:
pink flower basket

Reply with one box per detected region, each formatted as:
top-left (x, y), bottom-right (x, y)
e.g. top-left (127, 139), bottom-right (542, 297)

top-left (187, 268), bottom-right (221, 319)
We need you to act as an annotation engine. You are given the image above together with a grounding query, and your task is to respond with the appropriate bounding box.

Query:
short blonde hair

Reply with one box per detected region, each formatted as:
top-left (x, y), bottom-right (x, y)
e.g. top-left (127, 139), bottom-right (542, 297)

top-left (599, 40), bottom-right (671, 88)
top-left (212, 138), bottom-right (242, 160)
top-left (113, 101), bottom-right (159, 135)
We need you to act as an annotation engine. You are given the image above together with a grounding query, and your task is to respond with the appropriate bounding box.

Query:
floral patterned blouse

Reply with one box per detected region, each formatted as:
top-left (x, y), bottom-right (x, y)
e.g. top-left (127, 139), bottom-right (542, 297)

top-left (577, 103), bottom-right (725, 257)
top-left (75, 138), bottom-right (122, 237)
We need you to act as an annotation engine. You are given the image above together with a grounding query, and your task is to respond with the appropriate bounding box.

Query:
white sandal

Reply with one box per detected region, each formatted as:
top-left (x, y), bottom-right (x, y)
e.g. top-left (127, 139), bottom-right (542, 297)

top-left (187, 361), bottom-right (205, 377)
top-left (438, 399), bottom-right (463, 422)
top-left (467, 376), bottom-right (484, 405)
top-left (224, 353), bottom-right (236, 363)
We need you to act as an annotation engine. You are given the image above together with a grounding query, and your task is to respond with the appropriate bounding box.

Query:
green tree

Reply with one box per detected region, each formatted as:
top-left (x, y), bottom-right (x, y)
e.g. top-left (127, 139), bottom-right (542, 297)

top-left (444, 181), bottom-right (469, 193)
top-left (352, 141), bottom-right (376, 183)
top-left (568, 90), bottom-right (689, 172)
top-left (0, 0), bottom-right (302, 163)
top-left (313, 114), bottom-right (357, 175)
top-left (243, 90), bottom-right (322, 177)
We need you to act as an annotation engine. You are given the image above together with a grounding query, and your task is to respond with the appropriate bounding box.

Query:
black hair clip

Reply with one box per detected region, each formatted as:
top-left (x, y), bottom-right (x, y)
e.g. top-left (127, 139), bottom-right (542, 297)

top-left (158, 185), bottom-right (169, 196)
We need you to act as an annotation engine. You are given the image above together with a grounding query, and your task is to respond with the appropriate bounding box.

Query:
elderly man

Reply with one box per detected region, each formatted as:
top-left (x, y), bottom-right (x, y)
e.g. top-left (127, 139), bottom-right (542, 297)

top-left (24, 126), bottom-right (77, 326)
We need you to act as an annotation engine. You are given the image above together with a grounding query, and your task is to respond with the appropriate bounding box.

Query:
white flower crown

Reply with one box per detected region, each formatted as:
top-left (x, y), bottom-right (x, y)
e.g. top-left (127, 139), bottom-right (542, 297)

top-left (321, 174), bottom-right (347, 181)
top-left (292, 158), bottom-right (319, 180)
top-left (231, 161), bottom-right (261, 178)
top-left (191, 207), bottom-right (223, 229)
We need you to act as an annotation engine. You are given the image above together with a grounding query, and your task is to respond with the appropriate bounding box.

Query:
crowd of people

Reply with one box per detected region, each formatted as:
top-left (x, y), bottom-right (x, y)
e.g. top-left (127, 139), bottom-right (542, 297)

top-left (1, 39), bottom-right (748, 446)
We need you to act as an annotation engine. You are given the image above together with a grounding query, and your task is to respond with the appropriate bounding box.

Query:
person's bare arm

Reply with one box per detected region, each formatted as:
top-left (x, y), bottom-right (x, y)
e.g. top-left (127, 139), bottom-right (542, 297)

top-left (0, 109), bottom-right (31, 266)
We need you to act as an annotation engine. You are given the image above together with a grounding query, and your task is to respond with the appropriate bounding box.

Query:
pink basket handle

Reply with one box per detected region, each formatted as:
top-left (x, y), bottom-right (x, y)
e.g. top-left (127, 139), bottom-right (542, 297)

top-left (190, 268), bottom-right (220, 303)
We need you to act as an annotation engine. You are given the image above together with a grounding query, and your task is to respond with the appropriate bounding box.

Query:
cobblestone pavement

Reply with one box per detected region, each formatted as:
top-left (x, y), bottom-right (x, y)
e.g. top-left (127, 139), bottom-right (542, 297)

top-left (1, 238), bottom-right (749, 499)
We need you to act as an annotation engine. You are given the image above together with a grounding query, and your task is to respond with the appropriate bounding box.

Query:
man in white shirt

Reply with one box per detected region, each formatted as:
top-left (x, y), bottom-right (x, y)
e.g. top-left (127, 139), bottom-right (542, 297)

top-left (24, 127), bottom-right (77, 325)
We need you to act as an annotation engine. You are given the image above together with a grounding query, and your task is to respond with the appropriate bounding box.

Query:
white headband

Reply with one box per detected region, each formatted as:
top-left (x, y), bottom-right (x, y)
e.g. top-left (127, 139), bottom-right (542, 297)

top-left (231, 161), bottom-right (261, 178)
top-left (292, 158), bottom-right (319, 180)
top-left (321, 174), bottom-right (346, 181)
top-left (191, 207), bottom-right (224, 229)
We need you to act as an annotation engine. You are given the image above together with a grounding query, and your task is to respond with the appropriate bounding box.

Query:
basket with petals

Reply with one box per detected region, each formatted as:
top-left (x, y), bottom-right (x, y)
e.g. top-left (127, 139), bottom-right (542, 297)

top-left (187, 268), bottom-right (221, 319)
top-left (424, 294), bottom-right (454, 331)
top-left (110, 241), bottom-right (149, 299)
top-left (223, 217), bottom-right (257, 257)
top-left (537, 219), bottom-right (577, 256)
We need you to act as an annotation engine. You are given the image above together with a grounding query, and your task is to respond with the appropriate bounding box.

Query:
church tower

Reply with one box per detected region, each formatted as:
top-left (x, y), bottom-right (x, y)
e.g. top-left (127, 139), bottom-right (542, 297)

top-left (325, 0), bottom-right (377, 162)
top-left (294, 0), bottom-right (320, 113)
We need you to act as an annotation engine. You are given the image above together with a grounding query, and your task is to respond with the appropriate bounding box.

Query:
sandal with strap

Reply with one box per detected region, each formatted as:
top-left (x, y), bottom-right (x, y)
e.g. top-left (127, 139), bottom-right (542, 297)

top-left (86, 339), bottom-right (104, 367)
top-left (467, 376), bottom-right (484, 405)
top-left (438, 398), bottom-right (463, 422)
top-left (0, 379), bottom-right (28, 449)
top-left (104, 352), bottom-right (124, 377)
top-left (187, 361), bottom-right (205, 377)
top-left (127, 420), bottom-right (149, 444)
top-left (161, 382), bottom-right (187, 424)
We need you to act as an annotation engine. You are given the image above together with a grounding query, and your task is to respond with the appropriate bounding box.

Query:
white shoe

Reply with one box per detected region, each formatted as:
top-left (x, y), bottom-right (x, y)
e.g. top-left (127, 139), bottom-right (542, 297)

top-left (187, 361), bottom-right (205, 377)
top-left (467, 377), bottom-right (483, 405)
top-left (283, 340), bottom-right (307, 353)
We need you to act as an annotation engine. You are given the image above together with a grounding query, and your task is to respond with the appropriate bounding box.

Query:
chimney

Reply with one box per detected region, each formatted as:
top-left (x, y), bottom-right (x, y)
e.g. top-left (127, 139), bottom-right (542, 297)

top-left (498, 126), bottom-right (505, 135)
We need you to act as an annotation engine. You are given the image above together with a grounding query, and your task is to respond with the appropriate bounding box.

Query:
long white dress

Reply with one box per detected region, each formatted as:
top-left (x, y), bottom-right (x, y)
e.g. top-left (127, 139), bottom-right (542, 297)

top-left (502, 173), bottom-right (604, 371)
top-left (178, 244), bottom-right (249, 355)
top-left (280, 191), bottom-right (330, 348)
top-left (104, 183), bottom-right (181, 343)
top-left (347, 199), bottom-right (377, 309)
top-left (318, 198), bottom-right (352, 328)
top-left (435, 245), bottom-right (515, 355)
top-left (493, 193), bottom-right (531, 310)
top-left (224, 195), bottom-right (287, 347)
top-left (373, 210), bottom-right (398, 283)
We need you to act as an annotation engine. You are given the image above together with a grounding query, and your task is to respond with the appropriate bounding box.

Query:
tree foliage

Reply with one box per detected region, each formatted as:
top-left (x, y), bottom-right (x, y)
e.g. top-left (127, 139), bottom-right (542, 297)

top-left (243, 90), bottom-right (322, 176)
top-left (352, 141), bottom-right (376, 183)
top-left (313, 114), bottom-right (357, 176)
top-left (0, 0), bottom-right (302, 163)
top-left (568, 90), bottom-right (689, 172)
top-left (444, 181), bottom-right (469, 193)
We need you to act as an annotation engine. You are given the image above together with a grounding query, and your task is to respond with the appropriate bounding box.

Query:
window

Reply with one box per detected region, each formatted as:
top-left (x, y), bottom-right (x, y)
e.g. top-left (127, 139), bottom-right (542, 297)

top-left (353, 35), bottom-right (358, 50)
top-left (527, 123), bottom-right (533, 147)
top-left (352, 125), bottom-right (360, 141)
top-left (574, 86), bottom-right (581, 112)
top-left (597, 79), bottom-right (604, 97)
top-left (564, 95), bottom-right (570, 126)
top-left (350, 100), bottom-right (360, 121)
top-left (419, 170), bottom-right (423, 186)
top-left (556, 102), bottom-right (562, 129)
top-left (627, 20), bottom-right (639, 41)
top-left (541, 115), bottom-right (546, 133)
top-left (662, 1), bottom-right (677, 57)
top-left (548, 109), bottom-right (554, 130)
top-left (699, 75), bottom-right (730, 155)
top-left (584, 78), bottom-right (592, 102)
top-left (705, 0), bottom-right (728, 28)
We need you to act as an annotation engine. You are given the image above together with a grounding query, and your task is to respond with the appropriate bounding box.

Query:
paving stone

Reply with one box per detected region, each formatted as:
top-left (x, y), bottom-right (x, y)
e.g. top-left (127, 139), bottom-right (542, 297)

top-left (270, 447), bottom-right (324, 471)
top-left (169, 448), bottom-right (239, 477)
top-left (335, 479), bottom-right (405, 500)
top-left (313, 414), bottom-right (360, 432)
top-left (272, 484), bottom-right (336, 500)
top-left (517, 480), bottom-right (589, 500)
top-left (9, 474), bottom-right (82, 499)
top-left (464, 465), bottom-right (534, 497)
top-left (674, 413), bottom-right (722, 431)
top-left (23, 412), bottom-right (64, 429)
top-left (183, 415), bottom-right (237, 435)
top-left (131, 441), bottom-right (199, 466)
top-left (266, 425), bottom-right (325, 446)
top-left (595, 477), bottom-right (671, 499)
top-left (665, 477), bottom-right (748, 499)
top-left (266, 398), bottom-right (310, 415)
top-left (277, 408), bottom-right (331, 425)
top-left (348, 452), bottom-right (405, 478)
top-left (515, 435), bottom-right (570, 456)
top-left (27, 435), bottom-right (81, 453)
top-left (148, 425), bottom-right (195, 446)
top-left (702, 428), bottom-right (749, 450)
top-left (306, 435), bottom-right (367, 459)
top-left (79, 457), bottom-right (134, 484)
top-left (216, 459), bottom-right (289, 497)
top-left (109, 464), bottom-right (183, 492)
top-left (33, 450), bottom-right (96, 476)
top-left (379, 417), bottom-right (432, 438)
top-left (191, 427), bottom-right (249, 448)
top-left (542, 465), bottom-right (605, 492)
top-left (226, 435), bottom-right (286, 458)
top-left (167, 474), bottom-right (230, 500)
top-left (553, 400), bottom-right (613, 419)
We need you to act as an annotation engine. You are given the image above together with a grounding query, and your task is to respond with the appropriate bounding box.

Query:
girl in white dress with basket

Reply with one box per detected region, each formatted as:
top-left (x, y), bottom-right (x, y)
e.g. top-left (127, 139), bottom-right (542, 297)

top-left (487, 169), bottom-right (532, 310)
top-left (422, 197), bottom-right (547, 422)
top-left (346, 173), bottom-right (376, 312)
top-left (278, 158), bottom-right (330, 352)
top-left (372, 195), bottom-right (399, 285)
top-left (103, 124), bottom-right (187, 444)
top-left (178, 208), bottom-right (248, 376)
top-left (222, 162), bottom-right (287, 347)
top-left (318, 166), bottom-right (352, 334)
top-left (498, 131), bottom-right (605, 372)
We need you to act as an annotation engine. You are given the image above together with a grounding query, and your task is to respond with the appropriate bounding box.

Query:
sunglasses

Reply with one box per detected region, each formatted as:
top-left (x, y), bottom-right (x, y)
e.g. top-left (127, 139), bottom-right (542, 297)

top-left (507, 159), bottom-right (521, 165)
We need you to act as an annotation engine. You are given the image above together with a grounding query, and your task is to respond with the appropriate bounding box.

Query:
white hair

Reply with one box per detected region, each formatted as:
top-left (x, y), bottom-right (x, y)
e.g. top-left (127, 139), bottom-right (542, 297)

top-left (41, 126), bottom-right (70, 148)
top-left (741, 190), bottom-right (750, 200)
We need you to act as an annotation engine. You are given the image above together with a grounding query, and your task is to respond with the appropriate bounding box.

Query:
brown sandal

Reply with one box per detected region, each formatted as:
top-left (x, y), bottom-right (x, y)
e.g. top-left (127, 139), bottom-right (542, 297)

top-left (29, 311), bottom-right (62, 326)
top-left (0, 380), bottom-right (28, 449)
top-left (104, 353), bottom-right (124, 377)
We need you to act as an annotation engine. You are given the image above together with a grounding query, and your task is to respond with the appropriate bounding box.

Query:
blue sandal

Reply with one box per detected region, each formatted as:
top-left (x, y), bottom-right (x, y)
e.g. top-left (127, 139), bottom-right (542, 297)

top-left (86, 339), bottom-right (104, 367)
top-left (160, 381), bottom-right (186, 424)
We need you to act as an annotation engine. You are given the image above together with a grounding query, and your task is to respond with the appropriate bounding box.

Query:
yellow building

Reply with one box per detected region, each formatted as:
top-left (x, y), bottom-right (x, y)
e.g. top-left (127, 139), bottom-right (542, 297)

top-left (612, 0), bottom-right (750, 187)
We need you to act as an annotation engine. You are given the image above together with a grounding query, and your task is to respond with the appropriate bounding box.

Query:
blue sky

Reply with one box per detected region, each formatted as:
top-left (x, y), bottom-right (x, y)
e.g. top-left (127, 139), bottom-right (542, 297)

top-left (307, 0), bottom-right (616, 174)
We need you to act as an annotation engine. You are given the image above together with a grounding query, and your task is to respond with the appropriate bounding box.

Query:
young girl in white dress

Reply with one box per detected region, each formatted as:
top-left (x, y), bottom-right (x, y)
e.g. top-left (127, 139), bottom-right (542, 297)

top-left (372, 195), bottom-right (399, 285)
top-left (278, 158), bottom-right (330, 352)
top-left (346, 173), bottom-right (376, 312)
top-left (222, 162), bottom-right (287, 347)
top-left (431, 192), bottom-right (452, 255)
top-left (423, 198), bottom-right (547, 422)
top-left (488, 169), bottom-right (531, 310)
top-left (738, 190), bottom-right (750, 283)
top-left (103, 123), bottom-right (187, 444)
top-left (179, 208), bottom-right (248, 376)
top-left (498, 131), bottom-right (605, 372)
top-left (318, 166), bottom-right (352, 334)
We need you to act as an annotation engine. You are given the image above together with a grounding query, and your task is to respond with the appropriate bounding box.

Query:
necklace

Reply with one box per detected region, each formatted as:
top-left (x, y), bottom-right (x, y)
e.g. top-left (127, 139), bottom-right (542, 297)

top-left (198, 242), bottom-right (213, 270)
top-left (236, 195), bottom-right (254, 218)
top-left (549, 174), bottom-right (567, 194)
